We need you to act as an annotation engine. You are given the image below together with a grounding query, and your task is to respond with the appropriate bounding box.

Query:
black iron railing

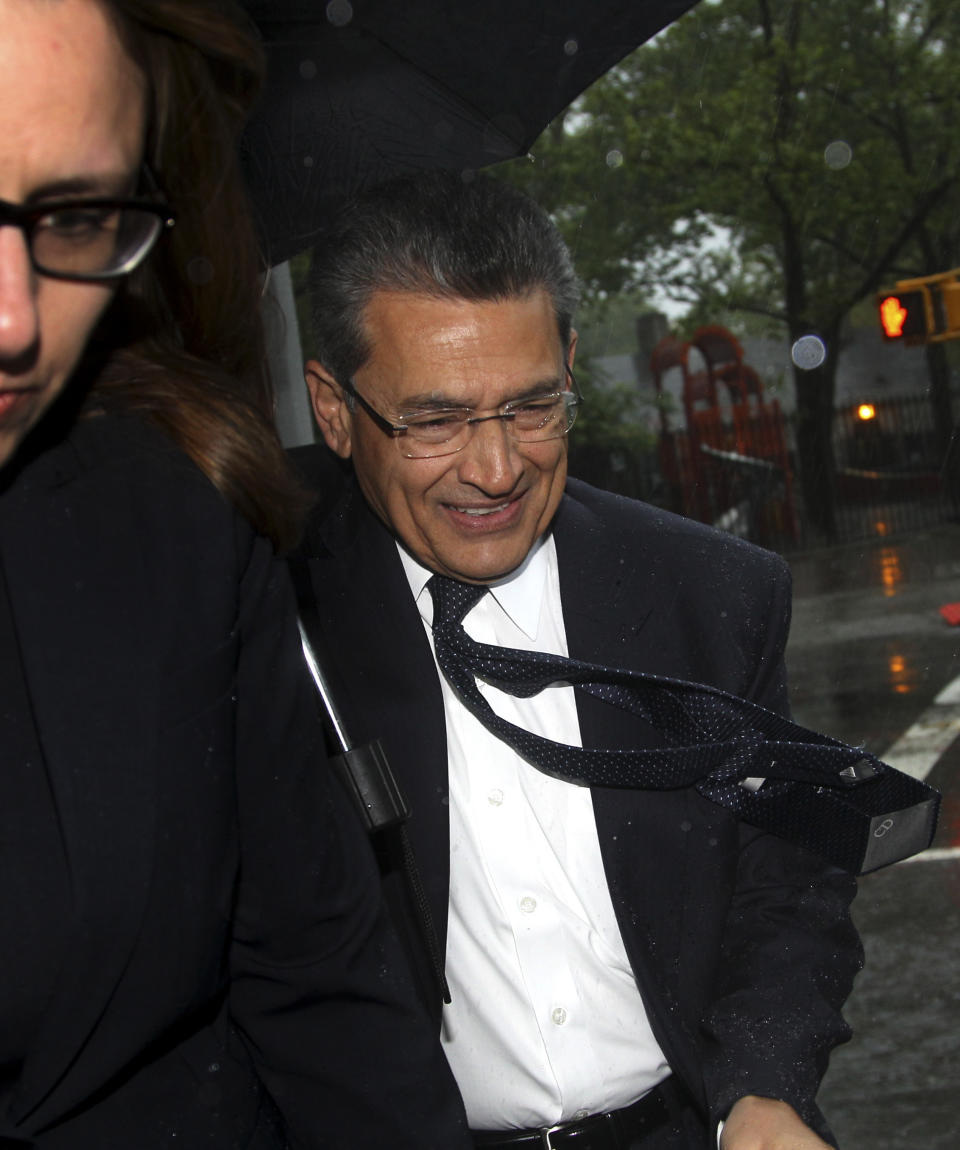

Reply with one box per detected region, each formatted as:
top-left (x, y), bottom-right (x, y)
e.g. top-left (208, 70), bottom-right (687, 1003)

top-left (567, 393), bottom-right (958, 553)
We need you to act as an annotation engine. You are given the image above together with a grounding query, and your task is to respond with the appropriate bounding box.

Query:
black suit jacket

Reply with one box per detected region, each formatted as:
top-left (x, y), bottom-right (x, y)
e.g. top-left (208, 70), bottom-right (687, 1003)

top-left (0, 416), bottom-right (469, 1149)
top-left (293, 446), bottom-right (861, 1142)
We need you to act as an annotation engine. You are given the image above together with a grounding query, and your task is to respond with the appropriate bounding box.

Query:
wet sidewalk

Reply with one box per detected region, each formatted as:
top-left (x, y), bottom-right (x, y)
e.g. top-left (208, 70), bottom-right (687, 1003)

top-left (786, 524), bottom-right (960, 754)
top-left (782, 525), bottom-right (960, 1149)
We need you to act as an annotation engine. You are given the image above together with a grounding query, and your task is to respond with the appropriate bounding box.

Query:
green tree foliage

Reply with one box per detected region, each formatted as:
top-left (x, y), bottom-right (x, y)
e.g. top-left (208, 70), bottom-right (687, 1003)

top-left (566, 364), bottom-right (662, 504)
top-left (561, 293), bottom-right (664, 501)
top-left (503, 0), bottom-right (960, 536)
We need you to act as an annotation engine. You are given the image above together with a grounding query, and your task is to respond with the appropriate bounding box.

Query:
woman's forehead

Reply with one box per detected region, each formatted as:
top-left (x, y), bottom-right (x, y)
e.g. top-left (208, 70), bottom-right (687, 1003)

top-left (0, 0), bottom-right (146, 201)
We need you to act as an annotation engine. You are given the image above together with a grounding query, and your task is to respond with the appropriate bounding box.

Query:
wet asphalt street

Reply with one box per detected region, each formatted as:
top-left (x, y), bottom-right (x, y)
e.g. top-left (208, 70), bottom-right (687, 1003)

top-left (783, 525), bottom-right (960, 1149)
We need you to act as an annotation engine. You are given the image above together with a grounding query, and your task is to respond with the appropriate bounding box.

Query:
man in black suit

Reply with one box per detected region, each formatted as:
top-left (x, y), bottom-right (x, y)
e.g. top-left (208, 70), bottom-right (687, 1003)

top-left (294, 173), bottom-right (861, 1150)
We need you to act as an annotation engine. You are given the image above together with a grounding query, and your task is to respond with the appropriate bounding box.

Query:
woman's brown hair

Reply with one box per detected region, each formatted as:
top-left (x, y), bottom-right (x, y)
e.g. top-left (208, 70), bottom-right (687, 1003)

top-left (88, 0), bottom-right (308, 550)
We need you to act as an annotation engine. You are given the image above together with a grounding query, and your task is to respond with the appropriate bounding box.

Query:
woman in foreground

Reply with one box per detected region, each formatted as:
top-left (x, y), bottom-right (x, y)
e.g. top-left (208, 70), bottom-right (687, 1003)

top-left (0, 1), bottom-right (467, 1145)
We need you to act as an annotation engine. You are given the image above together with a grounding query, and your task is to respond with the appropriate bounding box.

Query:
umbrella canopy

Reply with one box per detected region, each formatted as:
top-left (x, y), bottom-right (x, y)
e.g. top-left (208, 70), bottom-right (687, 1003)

top-left (240, 0), bottom-right (700, 264)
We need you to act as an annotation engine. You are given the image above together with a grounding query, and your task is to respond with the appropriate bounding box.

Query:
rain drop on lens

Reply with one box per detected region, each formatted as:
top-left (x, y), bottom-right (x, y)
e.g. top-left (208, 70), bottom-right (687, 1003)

top-left (606, 149), bottom-right (624, 169)
top-left (824, 140), bottom-right (853, 170)
top-left (325, 0), bottom-right (353, 27)
top-left (791, 335), bottom-right (827, 371)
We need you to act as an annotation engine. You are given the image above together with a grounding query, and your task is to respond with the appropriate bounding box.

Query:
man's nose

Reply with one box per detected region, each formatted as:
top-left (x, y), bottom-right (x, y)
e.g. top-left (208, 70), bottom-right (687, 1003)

top-left (456, 415), bottom-right (524, 492)
top-left (0, 228), bottom-right (40, 360)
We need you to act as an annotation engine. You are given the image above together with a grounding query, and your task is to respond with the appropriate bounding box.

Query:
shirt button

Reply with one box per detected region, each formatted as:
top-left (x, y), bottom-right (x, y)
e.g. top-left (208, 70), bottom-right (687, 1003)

top-left (487, 788), bottom-right (504, 806)
top-left (551, 1007), bottom-right (568, 1026)
top-left (519, 896), bottom-right (537, 914)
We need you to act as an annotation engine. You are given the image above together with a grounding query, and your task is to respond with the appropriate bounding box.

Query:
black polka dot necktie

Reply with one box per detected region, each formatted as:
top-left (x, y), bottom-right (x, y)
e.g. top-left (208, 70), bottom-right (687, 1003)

top-left (423, 573), bottom-right (939, 874)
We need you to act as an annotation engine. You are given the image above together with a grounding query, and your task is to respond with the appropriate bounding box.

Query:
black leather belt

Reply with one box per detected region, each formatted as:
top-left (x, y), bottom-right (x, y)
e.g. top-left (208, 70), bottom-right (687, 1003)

top-left (471, 1078), bottom-right (681, 1149)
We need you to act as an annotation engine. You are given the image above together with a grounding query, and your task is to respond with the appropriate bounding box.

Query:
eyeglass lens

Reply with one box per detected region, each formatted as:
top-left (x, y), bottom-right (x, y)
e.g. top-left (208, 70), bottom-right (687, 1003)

top-left (400, 393), bottom-right (577, 459)
top-left (30, 204), bottom-right (165, 278)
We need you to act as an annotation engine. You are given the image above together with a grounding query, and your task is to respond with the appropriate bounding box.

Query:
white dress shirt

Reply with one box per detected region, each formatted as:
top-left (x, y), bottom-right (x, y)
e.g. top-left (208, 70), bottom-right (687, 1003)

top-left (398, 536), bottom-right (670, 1131)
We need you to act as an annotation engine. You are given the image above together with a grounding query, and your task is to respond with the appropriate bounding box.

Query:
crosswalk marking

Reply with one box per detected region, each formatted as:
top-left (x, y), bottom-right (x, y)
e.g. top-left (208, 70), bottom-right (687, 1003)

top-left (899, 846), bottom-right (960, 864)
top-left (879, 674), bottom-right (960, 865)
top-left (880, 672), bottom-right (960, 781)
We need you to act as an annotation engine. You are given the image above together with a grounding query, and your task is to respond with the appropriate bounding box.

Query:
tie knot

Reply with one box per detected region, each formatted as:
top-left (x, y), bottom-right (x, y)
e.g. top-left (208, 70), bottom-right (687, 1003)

top-left (427, 574), bottom-right (487, 631)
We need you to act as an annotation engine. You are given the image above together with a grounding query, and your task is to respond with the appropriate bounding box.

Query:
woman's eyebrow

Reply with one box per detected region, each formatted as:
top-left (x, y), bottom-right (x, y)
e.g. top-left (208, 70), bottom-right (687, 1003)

top-left (23, 172), bottom-right (136, 203)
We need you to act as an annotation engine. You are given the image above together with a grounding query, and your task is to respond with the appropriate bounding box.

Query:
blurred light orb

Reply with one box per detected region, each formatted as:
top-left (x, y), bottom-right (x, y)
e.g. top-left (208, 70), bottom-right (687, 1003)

top-left (299, 59), bottom-right (318, 80)
top-left (824, 140), bottom-right (853, 170)
top-left (606, 149), bottom-right (624, 169)
top-left (791, 334), bottom-right (827, 370)
top-left (303, 155), bottom-right (314, 168)
top-left (326, 0), bottom-right (353, 27)
top-left (564, 38), bottom-right (579, 56)
top-left (857, 403), bottom-right (877, 422)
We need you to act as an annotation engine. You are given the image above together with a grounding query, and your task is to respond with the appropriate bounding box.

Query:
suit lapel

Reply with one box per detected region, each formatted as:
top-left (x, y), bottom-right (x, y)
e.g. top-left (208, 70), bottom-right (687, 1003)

top-left (306, 484), bottom-right (452, 949)
top-left (553, 490), bottom-right (697, 1081)
top-left (0, 444), bottom-right (157, 1128)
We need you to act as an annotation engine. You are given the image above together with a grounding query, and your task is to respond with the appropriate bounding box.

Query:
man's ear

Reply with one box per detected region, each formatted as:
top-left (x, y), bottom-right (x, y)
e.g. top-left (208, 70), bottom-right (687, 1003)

top-left (567, 329), bottom-right (578, 373)
top-left (304, 359), bottom-right (352, 458)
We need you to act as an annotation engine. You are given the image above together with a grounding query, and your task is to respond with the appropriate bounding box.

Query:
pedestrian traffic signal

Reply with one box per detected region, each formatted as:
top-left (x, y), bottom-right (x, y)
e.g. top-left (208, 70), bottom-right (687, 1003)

top-left (877, 268), bottom-right (960, 345)
top-left (877, 290), bottom-right (928, 342)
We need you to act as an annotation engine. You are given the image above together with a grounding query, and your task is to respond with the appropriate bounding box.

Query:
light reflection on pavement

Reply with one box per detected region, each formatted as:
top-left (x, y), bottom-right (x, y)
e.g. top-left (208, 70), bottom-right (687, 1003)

top-left (785, 526), bottom-right (960, 1149)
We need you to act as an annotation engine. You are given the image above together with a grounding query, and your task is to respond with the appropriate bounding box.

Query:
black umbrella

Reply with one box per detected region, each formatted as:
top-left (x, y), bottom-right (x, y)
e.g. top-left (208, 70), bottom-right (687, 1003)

top-left (240, 0), bottom-right (700, 264)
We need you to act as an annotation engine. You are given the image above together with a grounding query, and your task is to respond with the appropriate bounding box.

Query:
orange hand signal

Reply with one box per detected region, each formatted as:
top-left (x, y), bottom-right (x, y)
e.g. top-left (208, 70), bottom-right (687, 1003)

top-left (880, 295), bottom-right (907, 338)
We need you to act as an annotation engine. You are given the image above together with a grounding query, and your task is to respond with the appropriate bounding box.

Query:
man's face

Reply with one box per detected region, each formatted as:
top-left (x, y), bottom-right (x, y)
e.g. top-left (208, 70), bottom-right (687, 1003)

top-left (307, 289), bottom-right (574, 584)
top-left (0, 0), bottom-right (146, 471)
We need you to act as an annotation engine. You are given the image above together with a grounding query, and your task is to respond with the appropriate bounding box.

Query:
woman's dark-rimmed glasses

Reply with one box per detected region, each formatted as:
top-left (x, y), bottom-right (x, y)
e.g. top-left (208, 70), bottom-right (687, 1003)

top-left (0, 192), bottom-right (175, 282)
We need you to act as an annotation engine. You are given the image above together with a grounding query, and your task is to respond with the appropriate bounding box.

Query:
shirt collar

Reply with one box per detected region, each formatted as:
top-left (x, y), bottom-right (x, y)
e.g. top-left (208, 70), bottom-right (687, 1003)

top-left (397, 534), bottom-right (553, 641)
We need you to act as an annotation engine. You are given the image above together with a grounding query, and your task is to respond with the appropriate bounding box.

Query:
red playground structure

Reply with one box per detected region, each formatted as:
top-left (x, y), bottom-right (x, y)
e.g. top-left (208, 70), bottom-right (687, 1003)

top-left (650, 326), bottom-right (798, 544)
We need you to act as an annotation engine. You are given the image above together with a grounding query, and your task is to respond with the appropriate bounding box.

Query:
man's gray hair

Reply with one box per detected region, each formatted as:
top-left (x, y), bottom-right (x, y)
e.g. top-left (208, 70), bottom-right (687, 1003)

top-left (307, 171), bottom-right (582, 385)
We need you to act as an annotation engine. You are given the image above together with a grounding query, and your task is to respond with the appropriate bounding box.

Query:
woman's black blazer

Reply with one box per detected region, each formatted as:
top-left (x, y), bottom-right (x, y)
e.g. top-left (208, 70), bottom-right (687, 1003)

top-left (0, 413), bottom-right (468, 1149)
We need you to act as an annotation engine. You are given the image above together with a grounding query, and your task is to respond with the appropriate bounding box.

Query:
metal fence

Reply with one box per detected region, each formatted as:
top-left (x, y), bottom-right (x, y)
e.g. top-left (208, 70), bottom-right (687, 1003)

top-left (567, 393), bottom-right (959, 553)
top-left (827, 394), bottom-right (958, 547)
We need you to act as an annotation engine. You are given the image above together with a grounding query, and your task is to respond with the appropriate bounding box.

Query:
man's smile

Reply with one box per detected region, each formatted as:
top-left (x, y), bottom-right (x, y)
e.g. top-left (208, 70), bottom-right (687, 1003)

top-left (452, 501), bottom-right (511, 516)
top-left (442, 493), bottom-right (527, 532)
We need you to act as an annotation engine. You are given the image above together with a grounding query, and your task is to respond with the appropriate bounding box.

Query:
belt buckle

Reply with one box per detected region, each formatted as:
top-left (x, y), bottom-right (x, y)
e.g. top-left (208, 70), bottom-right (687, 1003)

top-left (539, 1124), bottom-right (564, 1150)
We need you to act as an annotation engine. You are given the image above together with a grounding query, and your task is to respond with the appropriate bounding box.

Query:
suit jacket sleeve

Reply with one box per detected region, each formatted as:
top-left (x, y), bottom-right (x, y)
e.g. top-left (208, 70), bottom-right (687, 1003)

top-left (557, 484), bottom-right (860, 1142)
top-left (692, 553), bottom-right (862, 1136)
top-left (223, 514), bottom-right (469, 1147)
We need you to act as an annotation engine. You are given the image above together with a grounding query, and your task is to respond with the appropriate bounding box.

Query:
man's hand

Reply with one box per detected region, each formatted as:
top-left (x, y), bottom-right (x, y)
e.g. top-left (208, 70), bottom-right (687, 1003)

top-left (720, 1096), bottom-right (833, 1150)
